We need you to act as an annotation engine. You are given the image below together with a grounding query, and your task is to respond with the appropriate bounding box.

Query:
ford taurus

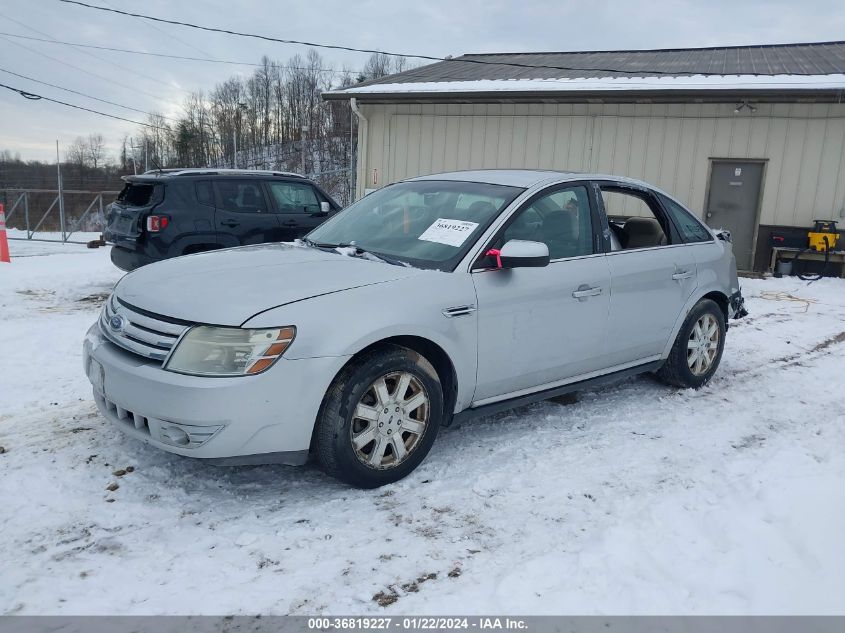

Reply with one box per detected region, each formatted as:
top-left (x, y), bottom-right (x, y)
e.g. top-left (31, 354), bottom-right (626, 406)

top-left (83, 170), bottom-right (746, 488)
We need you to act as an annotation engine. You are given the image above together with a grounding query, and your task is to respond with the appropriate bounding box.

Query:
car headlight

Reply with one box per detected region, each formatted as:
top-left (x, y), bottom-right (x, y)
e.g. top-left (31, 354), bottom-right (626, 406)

top-left (164, 326), bottom-right (296, 377)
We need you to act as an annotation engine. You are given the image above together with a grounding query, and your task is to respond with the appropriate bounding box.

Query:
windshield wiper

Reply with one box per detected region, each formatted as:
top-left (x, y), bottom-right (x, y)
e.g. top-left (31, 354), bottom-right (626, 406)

top-left (305, 239), bottom-right (407, 267)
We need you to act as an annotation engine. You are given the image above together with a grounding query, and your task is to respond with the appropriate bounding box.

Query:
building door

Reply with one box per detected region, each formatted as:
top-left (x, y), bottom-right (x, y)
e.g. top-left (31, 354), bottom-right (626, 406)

top-left (704, 161), bottom-right (764, 270)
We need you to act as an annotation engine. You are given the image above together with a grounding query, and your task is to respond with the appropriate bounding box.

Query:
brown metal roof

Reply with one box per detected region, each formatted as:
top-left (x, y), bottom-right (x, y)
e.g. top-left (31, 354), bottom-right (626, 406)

top-left (353, 41), bottom-right (845, 87)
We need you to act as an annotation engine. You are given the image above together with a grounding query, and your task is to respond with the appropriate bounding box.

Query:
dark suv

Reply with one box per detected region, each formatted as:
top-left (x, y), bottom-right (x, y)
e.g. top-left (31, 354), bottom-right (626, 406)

top-left (104, 169), bottom-right (341, 271)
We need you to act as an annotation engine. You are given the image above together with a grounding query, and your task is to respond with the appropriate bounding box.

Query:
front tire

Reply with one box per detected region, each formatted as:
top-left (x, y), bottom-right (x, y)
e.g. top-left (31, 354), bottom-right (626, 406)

top-left (658, 298), bottom-right (726, 388)
top-left (314, 345), bottom-right (443, 488)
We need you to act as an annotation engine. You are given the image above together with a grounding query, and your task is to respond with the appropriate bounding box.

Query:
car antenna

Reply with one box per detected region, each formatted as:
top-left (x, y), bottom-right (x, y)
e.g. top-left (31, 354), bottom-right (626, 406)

top-left (149, 154), bottom-right (164, 176)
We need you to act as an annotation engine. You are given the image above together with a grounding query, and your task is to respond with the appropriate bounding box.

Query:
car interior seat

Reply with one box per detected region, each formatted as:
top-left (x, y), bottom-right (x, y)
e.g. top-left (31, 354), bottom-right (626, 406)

top-left (608, 226), bottom-right (623, 251)
top-left (240, 187), bottom-right (261, 211)
top-left (622, 217), bottom-right (666, 248)
top-left (542, 210), bottom-right (579, 258)
top-left (467, 200), bottom-right (497, 218)
top-left (505, 210), bottom-right (541, 242)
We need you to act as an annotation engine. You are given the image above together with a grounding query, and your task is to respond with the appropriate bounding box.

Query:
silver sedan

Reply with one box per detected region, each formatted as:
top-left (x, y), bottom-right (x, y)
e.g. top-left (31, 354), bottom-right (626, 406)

top-left (83, 170), bottom-right (746, 487)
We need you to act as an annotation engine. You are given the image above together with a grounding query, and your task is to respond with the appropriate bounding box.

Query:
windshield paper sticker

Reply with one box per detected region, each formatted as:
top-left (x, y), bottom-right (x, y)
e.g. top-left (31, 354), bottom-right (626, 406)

top-left (418, 218), bottom-right (479, 247)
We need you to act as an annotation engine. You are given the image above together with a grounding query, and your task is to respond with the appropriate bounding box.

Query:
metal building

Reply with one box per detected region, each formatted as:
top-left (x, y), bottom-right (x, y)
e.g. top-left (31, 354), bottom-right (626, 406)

top-left (324, 41), bottom-right (845, 271)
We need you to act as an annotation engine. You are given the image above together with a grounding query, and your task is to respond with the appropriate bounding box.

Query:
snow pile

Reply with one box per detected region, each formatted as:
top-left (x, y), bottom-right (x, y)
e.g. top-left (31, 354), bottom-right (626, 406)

top-left (332, 74), bottom-right (845, 94)
top-left (1, 240), bottom-right (844, 615)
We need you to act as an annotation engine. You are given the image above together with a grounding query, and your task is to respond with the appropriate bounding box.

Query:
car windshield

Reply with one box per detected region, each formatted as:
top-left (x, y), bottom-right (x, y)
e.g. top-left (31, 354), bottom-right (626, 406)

top-left (306, 180), bottom-right (524, 270)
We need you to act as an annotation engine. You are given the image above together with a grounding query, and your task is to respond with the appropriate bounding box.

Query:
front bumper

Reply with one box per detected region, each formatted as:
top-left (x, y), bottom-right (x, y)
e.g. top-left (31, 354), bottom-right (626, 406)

top-left (83, 323), bottom-right (349, 464)
top-left (729, 289), bottom-right (748, 320)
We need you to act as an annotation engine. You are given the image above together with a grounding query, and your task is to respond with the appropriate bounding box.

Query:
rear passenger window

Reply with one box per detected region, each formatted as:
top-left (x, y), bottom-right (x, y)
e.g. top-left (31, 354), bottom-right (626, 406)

top-left (267, 182), bottom-right (321, 214)
top-left (660, 195), bottom-right (712, 243)
top-left (214, 180), bottom-right (267, 213)
top-left (117, 183), bottom-right (157, 206)
top-left (600, 188), bottom-right (673, 250)
top-left (195, 181), bottom-right (214, 207)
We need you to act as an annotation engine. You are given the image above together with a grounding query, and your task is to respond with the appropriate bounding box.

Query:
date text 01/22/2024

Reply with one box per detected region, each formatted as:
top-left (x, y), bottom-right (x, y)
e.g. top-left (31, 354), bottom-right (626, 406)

top-left (306, 617), bottom-right (528, 630)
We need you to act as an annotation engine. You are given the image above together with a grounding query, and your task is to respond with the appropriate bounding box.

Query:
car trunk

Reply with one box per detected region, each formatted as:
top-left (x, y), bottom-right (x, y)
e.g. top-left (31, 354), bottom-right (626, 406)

top-left (104, 181), bottom-right (162, 247)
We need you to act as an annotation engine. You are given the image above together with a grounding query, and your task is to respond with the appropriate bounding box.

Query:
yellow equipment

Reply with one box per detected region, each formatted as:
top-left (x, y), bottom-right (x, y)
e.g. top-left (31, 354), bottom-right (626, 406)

top-left (808, 220), bottom-right (838, 252)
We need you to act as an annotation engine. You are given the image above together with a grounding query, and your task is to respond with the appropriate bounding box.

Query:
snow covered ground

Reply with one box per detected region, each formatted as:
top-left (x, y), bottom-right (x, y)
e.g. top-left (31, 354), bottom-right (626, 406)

top-left (1, 237), bottom-right (844, 615)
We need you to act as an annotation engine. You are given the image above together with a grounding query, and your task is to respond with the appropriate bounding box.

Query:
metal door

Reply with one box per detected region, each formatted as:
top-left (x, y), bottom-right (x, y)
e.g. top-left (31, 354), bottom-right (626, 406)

top-left (265, 180), bottom-right (329, 241)
top-left (472, 256), bottom-right (612, 404)
top-left (213, 179), bottom-right (282, 246)
top-left (471, 182), bottom-right (609, 404)
top-left (604, 246), bottom-right (698, 366)
top-left (704, 161), bottom-right (764, 270)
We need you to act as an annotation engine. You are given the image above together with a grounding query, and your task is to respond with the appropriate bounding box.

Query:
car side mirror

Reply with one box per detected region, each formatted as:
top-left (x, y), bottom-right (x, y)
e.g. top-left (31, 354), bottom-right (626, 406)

top-left (486, 239), bottom-right (550, 269)
top-left (310, 201), bottom-right (331, 217)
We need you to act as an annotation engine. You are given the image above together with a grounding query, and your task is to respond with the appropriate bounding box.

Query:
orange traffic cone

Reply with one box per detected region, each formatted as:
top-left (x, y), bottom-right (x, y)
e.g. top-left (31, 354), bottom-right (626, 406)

top-left (0, 203), bottom-right (10, 263)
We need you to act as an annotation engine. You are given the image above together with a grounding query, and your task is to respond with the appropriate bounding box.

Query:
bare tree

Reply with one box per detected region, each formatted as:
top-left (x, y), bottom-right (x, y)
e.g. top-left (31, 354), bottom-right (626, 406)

top-left (87, 133), bottom-right (106, 169)
top-left (122, 47), bottom-right (360, 201)
top-left (66, 137), bottom-right (88, 167)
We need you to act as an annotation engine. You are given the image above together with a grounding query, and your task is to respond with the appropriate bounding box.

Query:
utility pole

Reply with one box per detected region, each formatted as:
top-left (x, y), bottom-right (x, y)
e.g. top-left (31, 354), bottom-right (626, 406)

top-left (234, 102), bottom-right (247, 169)
top-left (129, 138), bottom-right (139, 175)
top-left (144, 139), bottom-right (149, 173)
top-left (56, 140), bottom-right (65, 242)
top-left (301, 124), bottom-right (308, 176)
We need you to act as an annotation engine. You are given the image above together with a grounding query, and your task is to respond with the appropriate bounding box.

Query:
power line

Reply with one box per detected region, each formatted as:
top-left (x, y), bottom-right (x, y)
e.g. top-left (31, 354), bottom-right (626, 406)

top-left (0, 35), bottom-right (184, 109)
top-left (0, 66), bottom-right (179, 121)
top-left (99, 0), bottom-right (218, 61)
top-left (0, 31), bottom-right (358, 73)
top-left (0, 11), bottom-right (185, 95)
top-left (0, 81), bottom-right (167, 129)
top-left (57, 0), bottom-right (713, 77)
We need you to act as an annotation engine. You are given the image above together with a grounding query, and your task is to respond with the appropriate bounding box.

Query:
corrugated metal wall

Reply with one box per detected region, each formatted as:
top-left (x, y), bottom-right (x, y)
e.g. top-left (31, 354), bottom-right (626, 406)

top-left (357, 102), bottom-right (845, 228)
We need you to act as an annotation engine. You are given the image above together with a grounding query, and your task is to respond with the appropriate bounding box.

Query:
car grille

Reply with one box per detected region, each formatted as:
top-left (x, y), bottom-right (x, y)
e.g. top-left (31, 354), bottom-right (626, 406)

top-left (99, 295), bottom-right (190, 362)
top-left (95, 392), bottom-right (221, 448)
top-left (96, 392), bottom-right (152, 435)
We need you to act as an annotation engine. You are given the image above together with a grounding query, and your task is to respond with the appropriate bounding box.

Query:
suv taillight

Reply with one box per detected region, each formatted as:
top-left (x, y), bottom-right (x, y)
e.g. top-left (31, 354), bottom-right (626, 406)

top-left (146, 215), bottom-right (169, 232)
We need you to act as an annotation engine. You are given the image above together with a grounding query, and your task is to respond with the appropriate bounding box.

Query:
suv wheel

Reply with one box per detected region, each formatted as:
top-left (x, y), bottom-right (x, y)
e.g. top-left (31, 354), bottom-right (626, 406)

top-left (658, 298), bottom-right (726, 389)
top-left (314, 345), bottom-right (443, 488)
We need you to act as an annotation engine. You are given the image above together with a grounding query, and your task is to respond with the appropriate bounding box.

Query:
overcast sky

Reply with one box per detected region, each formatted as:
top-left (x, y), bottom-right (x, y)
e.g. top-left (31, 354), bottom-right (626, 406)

top-left (1, 0), bottom-right (844, 163)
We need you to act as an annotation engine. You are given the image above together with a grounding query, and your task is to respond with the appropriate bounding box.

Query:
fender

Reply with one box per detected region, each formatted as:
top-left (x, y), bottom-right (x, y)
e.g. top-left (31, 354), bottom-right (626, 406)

top-left (215, 233), bottom-right (240, 249)
top-left (166, 233), bottom-right (220, 258)
top-left (661, 283), bottom-right (729, 358)
top-left (242, 272), bottom-right (479, 413)
top-left (659, 238), bottom-right (738, 358)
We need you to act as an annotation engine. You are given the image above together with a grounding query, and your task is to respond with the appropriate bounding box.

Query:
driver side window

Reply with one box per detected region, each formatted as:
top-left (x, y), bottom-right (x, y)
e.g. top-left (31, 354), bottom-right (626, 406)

top-left (500, 185), bottom-right (594, 260)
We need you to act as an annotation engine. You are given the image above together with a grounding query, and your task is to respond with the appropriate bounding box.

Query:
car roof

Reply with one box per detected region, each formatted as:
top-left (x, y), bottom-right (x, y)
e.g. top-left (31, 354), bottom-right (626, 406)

top-left (407, 169), bottom-right (658, 190)
top-left (123, 168), bottom-right (304, 182)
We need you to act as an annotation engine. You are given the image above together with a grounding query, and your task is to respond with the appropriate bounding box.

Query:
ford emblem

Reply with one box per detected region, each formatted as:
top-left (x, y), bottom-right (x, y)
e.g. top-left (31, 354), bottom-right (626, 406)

top-left (109, 314), bottom-right (125, 332)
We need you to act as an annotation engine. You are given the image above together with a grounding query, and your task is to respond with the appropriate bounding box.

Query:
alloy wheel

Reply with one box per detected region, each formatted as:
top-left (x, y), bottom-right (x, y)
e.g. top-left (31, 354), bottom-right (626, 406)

top-left (687, 313), bottom-right (720, 376)
top-left (350, 371), bottom-right (429, 469)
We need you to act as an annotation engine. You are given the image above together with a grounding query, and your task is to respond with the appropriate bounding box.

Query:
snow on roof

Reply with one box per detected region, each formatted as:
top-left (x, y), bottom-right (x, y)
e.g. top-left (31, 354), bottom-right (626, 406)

top-left (328, 74), bottom-right (845, 96)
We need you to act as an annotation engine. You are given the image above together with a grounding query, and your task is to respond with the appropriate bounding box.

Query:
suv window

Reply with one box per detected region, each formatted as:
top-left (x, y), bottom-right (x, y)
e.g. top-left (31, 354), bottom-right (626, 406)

top-left (117, 183), bottom-right (157, 206)
top-left (599, 187), bottom-right (673, 249)
top-left (498, 185), bottom-right (594, 260)
top-left (214, 180), bottom-right (267, 213)
top-left (659, 194), bottom-right (712, 243)
top-left (267, 181), bottom-right (321, 214)
top-left (195, 181), bottom-right (214, 207)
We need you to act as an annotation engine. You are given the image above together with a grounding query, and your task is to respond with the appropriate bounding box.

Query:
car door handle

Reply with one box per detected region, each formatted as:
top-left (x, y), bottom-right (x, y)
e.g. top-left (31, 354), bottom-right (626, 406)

top-left (572, 285), bottom-right (602, 299)
top-left (672, 270), bottom-right (694, 280)
top-left (281, 220), bottom-right (298, 227)
top-left (220, 220), bottom-right (239, 228)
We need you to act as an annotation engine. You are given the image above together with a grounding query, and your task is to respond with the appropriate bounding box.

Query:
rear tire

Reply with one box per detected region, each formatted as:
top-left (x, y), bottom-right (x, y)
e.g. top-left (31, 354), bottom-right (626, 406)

top-left (657, 298), bottom-right (726, 389)
top-left (314, 345), bottom-right (443, 488)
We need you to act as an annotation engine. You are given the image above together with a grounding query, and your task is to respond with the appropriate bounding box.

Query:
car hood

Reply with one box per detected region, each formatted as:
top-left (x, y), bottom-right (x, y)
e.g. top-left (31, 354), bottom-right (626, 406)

top-left (115, 243), bottom-right (422, 326)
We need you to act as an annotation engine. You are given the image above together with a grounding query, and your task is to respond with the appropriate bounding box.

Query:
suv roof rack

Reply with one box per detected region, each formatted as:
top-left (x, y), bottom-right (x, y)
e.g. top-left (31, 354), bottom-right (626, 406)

top-left (140, 168), bottom-right (304, 178)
